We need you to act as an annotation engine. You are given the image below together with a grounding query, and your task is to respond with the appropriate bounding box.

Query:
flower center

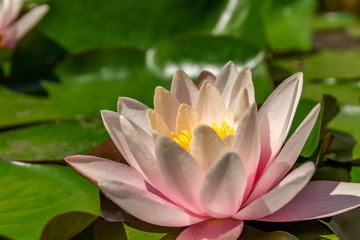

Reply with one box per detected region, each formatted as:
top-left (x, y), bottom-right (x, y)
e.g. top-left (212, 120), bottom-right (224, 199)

top-left (171, 121), bottom-right (234, 152)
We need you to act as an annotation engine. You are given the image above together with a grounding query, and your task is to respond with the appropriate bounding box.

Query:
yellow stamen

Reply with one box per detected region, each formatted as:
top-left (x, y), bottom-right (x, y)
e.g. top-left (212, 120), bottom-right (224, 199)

top-left (171, 121), bottom-right (234, 151)
top-left (171, 130), bottom-right (192, 152)
top-left (212, 121), bottom-right (234, 139)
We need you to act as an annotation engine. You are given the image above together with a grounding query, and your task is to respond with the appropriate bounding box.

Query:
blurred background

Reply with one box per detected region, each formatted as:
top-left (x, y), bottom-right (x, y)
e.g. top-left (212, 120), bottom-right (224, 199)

top-left (1, 0), bottom-right (360, 239)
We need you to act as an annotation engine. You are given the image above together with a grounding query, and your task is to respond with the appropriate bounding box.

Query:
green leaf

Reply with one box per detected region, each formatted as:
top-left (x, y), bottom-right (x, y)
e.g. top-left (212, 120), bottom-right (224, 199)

top-left (148, 33), bottom-right (273, 103)
top-left (239, 226), bottom-right (299, 240)
top-left (320, 208), bottom-right (360, 240)
top-left (314, 12), bottom-right (357, 31)
top-left (124, 224), bottom-right (166, 240)
top-left (351, 166), bottom-right (360, 183)
top-left (93, 218), bottom-right (127, 240)
top-left (0, 48), bottom-right (166, 128)
top-left (261, 0), bottom-right (317, 52)
top-left (247, 220), bottom-right (333, 239)
top-left (320, 235), bottom-right (339, 240)
top-left (36, 0), bottom-right (224, 51)
top-left (328, 104), bottom-right (360, 159)
top-left (0, 119), bottom-right (108, 161)
top-left (273, 50), bottom-right (360, 80)
top-left (0, 159), bottom-right (100, 240)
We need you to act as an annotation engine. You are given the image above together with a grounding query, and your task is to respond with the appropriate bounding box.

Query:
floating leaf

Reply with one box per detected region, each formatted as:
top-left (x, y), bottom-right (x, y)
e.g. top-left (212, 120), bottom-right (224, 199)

top-left (260, 0), bottom-right (317, 51)
top-left (328, 104), bottom-right (360, 159)
top-left (0, 119), bottom-right (108, 162)
top-left (0, 159), bottom-right (100, 240)
top-left (314, 12), bottom-right (357, 31)
top-left (124, 224), bottom-right (166, 240)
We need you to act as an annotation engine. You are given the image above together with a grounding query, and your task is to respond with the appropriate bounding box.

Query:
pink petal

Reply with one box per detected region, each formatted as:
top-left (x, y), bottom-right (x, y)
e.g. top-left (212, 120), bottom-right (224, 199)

top-left (120, 116), bottom-right (166, 192)
top-left (170, 69), bottom-right (198, 107)
top-left (65, 155), bottom-right (144, 187)
top-left (256, 73), bottom-right (303, 178)
top-left (234, 162), bottom-right (315, 220)
top-left (199, 153), bottom-right (247, 218)
top-left (101, 110), bottom-right (143, 175)
top-left (229, 67), bottom-right (255, 107)
top-left (118, 97), bottom-right (154, 152)
top-left (195, 81), bottom-right (227, 125)
top-left (154, 86), bottom-right (180, 131)
top-left (99, 180), bottom-right (206, 227)
top-left (232, 103), bottom-right (260, 199)
top-left (2, 4), bottom-right (49, 49)
top-left (177, 219), bottom-right (243, 240)
top-left (175, 104), bottom-right (202, 133)
top-left (261, 181), bottom-right (360, 222)
top-left (196, 71), bottom-right (216, 88)
top-left (214, 61), bottom-right (238, 107)
top-left (154, 133), bottom-right (206, 216)
top-left (246, 104), bottom-right (320, 203)
top-left (190, 124), bottom-right (227, 172)
top-left (0, 0), bottom-right (24, 31)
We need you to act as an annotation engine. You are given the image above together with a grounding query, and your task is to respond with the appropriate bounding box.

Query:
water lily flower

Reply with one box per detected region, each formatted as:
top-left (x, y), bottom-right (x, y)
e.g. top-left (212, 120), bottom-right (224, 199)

top-left (66, 62), bottom-right (360, 239)
top-left (0, 0), bottom-right (49, 49)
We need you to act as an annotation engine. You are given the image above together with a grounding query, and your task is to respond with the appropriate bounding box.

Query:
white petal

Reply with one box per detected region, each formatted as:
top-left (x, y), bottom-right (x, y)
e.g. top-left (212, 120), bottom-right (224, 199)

top-left (170, 69), bottom-right (198, 107)
top-left (215, 61), bottom-right (238, 107)
top-left (190, 124), bottom-right (227, 172)
top-left (154, 86), bottom-right (180, 131)
top-left (195, 80), bottom-right (226, 125)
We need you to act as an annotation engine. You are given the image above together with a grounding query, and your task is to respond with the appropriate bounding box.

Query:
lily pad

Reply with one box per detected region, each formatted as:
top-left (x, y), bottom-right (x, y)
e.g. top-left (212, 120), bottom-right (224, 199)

top-left (272, 50), bottom-right (360, 80)
top-left (147, 33), bottom-right (273, 103)
top-left (260, 0), bottom-right (317, 52)
top-left (37, 0), bottom-right (264, 51)
top-left (328, 104), bottom-right (360, 159)
top-left (314, 12), bottom-right (358, 31)
top-left (0, 159), bottom-right (100, 240)
top-left (0, 48), bottom-right (166, 128)
top-left (0, 119), bottom-right (108, 161)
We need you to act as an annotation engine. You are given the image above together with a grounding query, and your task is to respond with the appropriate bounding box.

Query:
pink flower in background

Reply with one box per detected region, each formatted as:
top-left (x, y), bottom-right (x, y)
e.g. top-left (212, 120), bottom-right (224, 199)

top-left (66, 62), bottom-right (360, 239)
top-left (0, 0), bottom-right (49, 49)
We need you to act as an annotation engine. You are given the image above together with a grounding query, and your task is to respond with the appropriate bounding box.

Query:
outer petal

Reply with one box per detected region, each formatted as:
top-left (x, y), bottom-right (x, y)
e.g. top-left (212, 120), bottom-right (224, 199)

top-left (99, 181), bottom-right (206, 227)
top-left (0, 0), bottom-right (24, 31)
top-left (232, 103), bottom-right (260, 199)
top-left (101, 110), bottom-right (142, 175)
top-left (120, 116), bottom-right (166, 192)
top-left (246, 104), bottom-right (320, 203)
top-left (234, 162), bottom-right (315, 220)
top-left (229, 67), bottom-right (255, 107)
top-left (65, 155), bottom-right (144, 187)
top-left (215, 61), bottom-right (238, 107)
top-left (261, 181), bottom-right (360, 222)
top-left (154, 86), bottom-right (180, 131)
top-left (154, 133), bottom-right (205, 215)
top-left (118, 97), bottom-right (154, 151)
top-left (195, 80), bottom-right (227, 125)
top-left (2, 4), bottom-right (49, 49)
top-left (170, 69), bottom-right (198, 107)
top-left (177, 219), bottom-right (243, 240)
top-left (190, 124), bottom-right (227, 172)
top-left (199, 153), bottom-right (246, 218)
top-left (256, 73), bottom-right (303, 177)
